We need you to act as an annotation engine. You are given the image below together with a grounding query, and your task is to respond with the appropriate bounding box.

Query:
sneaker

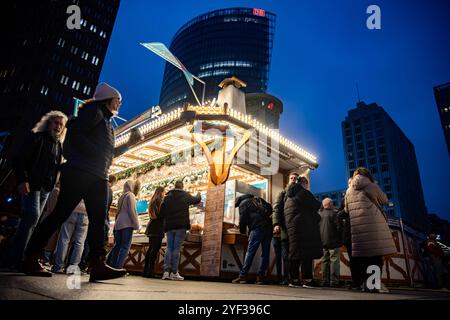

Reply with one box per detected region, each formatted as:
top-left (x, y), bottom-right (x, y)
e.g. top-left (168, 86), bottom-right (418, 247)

top-left (169, 272), bottom-right (184, 281)
top-left (66, 265), bottom-right (81, 275)
top-left (51, 267), bottom-right (65, 274)
top-left (161, 271), bottom-right (170, 280)
top-left (255, 275), bottom-right (266, 285)
top-left (279, 279), bottom-right (289, 286)
top-left (302, 280), bottom-right (320, 288)
top-left (232, 275), bottom-right (247, 284)
top-left (288, 280), bottom-right (302, 288)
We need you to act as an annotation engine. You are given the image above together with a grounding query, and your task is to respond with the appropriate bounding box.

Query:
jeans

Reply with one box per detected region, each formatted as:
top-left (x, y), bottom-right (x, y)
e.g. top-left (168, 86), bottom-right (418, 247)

top-left (109, 227), bottom-right (134, 269)
top-left (144, 236), bottom-right (163, 275)
top-left (163, 229), bottom-right (186, 273)
top-left (1, 189), bottom-right (49, 267)
top-left (52, 212), bottom-right (89, 271)
top-left (25, 166), bottom-right (109, 260)
top-left (272, 237), bottom-right (289, 280)
top-left (322, 247), bottom-right (340, 285)
top-left (240, 227), bottom-right (272, 277)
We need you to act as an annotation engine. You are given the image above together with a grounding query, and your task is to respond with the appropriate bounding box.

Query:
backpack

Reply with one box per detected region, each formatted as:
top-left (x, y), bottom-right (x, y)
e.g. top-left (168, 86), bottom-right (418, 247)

top-left (251, 197), bottom-right (273, 219)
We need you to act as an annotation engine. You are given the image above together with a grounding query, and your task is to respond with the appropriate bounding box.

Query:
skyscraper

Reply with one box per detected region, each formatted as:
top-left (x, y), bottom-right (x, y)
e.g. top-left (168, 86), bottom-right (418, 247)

top-left (159, 7), bottom-right (276, 111)
top-left (342, 101), bottom-right (428, 231)
top-left (433, 82), bottom-right (450, 157)
top-left (0, 1), bottom-right (120, 147)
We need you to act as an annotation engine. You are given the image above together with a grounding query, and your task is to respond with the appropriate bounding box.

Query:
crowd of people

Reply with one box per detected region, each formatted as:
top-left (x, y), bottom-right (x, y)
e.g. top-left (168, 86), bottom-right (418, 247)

top-left (0, 82), bottom-right (448, 293)
top-left (232, 170), bottom-right (397, 293)
top-left (0, 82), bottom-right (140, 282)
top-left (232, 170), bottom-right (449, 292)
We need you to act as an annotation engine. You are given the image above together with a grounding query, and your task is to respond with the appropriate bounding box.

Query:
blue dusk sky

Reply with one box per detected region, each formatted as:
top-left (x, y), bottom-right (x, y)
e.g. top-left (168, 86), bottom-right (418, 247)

top-left (99, 0), bottom-right (450, 220)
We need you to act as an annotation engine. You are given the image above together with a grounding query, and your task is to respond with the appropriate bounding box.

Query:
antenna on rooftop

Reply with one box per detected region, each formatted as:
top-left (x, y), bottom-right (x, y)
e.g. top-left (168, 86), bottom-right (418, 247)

top-left (356, 82), bottom-right (361, 103)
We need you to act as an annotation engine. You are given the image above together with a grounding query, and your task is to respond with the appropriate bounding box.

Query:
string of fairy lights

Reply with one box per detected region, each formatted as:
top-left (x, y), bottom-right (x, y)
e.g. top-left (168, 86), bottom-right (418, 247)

top-left (113, 104), bottom-right (318, 166)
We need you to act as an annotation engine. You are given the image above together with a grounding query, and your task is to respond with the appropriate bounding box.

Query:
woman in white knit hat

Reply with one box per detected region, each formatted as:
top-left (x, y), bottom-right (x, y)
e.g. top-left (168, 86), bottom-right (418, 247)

top-left (22, 82), bottom-right (142, 282)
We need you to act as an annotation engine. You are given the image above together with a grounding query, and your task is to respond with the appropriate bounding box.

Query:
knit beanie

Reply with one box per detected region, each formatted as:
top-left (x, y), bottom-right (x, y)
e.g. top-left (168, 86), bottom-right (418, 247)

top-left (93, 82), bottom-right (122, 101)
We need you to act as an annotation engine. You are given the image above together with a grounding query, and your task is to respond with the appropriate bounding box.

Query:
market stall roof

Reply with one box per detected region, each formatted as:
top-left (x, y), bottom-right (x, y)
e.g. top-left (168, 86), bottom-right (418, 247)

top-left (111, 105), bottom-right (318, 175)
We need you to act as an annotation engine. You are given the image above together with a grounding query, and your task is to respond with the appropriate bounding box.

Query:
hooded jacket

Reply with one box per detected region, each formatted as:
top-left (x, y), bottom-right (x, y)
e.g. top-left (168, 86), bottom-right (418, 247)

top-left (345, 174), bottom-right (397, 257)
top-left (236, 194), bottom-right (272, 235)
top-left (114, 180), bottom-right (140, 231)
top-left (159, 189), bottom-right (201, 232)
top-left (284, 183), bottom-right (322, 260)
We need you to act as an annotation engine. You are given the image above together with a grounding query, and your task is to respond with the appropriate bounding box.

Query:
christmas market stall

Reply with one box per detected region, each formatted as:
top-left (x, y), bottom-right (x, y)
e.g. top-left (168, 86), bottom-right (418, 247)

top-left (107, 79), bottom-right (318, 280)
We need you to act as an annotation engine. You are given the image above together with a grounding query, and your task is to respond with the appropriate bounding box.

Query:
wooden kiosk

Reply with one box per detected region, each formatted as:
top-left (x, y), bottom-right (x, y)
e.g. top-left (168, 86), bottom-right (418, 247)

top-left (108, 79), bottom-right (318, 280)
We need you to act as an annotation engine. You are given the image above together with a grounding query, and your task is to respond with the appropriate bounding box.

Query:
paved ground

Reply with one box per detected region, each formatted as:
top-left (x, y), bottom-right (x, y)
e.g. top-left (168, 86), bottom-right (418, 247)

top-left (1, 272), bottom-right (450, 300)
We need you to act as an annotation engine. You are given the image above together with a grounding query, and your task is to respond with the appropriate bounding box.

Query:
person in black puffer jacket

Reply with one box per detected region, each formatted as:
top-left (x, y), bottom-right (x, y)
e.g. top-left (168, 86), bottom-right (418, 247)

top-left (284, 176), bottom-right (322, 287)
top-left (159, 180), bottom-right (201, 280)
top-left (22, 83), bottom-right (142, 282)
top-left (232, 194), bottom-right (273, 284)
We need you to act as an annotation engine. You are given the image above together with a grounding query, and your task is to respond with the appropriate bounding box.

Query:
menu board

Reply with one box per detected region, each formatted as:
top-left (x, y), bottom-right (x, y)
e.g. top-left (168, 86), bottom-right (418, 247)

top-left (200, 184), bottom-right (225, 277)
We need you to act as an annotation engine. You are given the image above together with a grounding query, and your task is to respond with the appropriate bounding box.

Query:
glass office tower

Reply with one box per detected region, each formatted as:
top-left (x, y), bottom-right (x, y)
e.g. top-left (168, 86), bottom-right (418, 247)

top-left (159, 8), bottom-right (276, 110)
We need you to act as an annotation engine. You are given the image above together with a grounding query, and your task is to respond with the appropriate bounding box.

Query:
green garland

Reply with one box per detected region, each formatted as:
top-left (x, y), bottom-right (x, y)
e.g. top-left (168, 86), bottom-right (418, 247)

top-left (113, 145), bottom-right (202, 181)
top-left (141, 168), bottom-right (208, 194)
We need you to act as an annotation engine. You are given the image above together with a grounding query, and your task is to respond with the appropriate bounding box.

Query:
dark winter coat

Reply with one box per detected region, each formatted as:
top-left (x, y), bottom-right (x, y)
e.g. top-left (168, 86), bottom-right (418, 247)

top-left (236, 194), bottom-right (273, 235)
top-left (14, 131), bottom-right (62, 192)
top-left (272, 189), bottom-right (288, 241)
top-left (63, 102), bottom-right (130, 180)
top-left (284, 183), bottom-right (322, 260)
top-left (337, 207), bottom-right (352, 252)
top-left (145, 197), bottom-right (164, 237)
top-left (159, 189), bottom-right (201, 233)
top-left (319, 208), bottom-right (342, 249)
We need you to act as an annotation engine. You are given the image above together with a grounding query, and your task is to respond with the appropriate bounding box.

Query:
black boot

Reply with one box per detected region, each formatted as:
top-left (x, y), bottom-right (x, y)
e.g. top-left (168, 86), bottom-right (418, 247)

top-left (89, 256), bottom-right (126, 282)
top-left (22, 252), bottom-right (52, 277)
top-left (142, 264), bottom-right (154, 278)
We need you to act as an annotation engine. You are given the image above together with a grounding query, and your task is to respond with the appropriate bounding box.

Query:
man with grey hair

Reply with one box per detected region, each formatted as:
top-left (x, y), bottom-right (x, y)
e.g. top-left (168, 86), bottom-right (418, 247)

top-left (0, 111), bottom-right (67, 271)
top-left (319, 197), bottom-right (342, 287)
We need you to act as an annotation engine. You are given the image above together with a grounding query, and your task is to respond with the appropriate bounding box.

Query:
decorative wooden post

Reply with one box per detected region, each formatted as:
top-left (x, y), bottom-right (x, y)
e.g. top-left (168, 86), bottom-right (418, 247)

top-left (201, 184), bottom-right (226, 276)
top-left (192, 124), bottom-right (252, 277)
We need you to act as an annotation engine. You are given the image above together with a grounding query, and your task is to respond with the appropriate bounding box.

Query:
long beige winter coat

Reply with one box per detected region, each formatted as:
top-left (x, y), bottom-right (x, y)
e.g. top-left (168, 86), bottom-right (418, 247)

top-left (345, 175), bottom-right (397, 257)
